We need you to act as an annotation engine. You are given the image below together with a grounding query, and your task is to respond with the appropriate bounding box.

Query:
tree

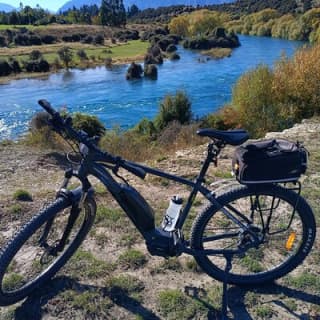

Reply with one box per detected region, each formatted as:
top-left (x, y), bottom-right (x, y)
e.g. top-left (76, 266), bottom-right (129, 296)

top-left (155, 91), bottom-right (192, 131)
top-left (99, 0), bottom-right (126, 26)
top-left (57, 46), bottom-right (73, 69)
top-left (128, 4), bottom-right (139, 18)
top-left (100, 0), bottom-right (112, 26)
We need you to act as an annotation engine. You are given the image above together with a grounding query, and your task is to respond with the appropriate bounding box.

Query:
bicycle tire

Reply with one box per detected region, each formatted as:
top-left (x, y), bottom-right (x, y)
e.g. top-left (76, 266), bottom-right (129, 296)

top-left (190, 184), bottom-right (316, 285)
top-left (0, 195), bottom-right (96, 306)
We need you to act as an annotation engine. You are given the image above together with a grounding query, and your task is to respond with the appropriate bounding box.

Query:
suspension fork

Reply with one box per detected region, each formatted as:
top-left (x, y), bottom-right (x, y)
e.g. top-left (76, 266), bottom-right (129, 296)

top-left (39, 168), bottom-right (92, 254)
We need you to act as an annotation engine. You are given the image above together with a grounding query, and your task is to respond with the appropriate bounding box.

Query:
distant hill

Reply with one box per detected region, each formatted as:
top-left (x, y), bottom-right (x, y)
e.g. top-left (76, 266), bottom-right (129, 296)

top-left (212, 0), bottom-right (320, 14)
top-left (0, 2), bottom-right (15, 12)
top-left (58, 0), bottom-right (235, 12)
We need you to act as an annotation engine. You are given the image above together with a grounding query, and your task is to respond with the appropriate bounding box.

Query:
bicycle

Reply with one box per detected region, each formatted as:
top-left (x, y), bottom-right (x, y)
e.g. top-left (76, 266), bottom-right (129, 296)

top-left (0, 99), bottom-right (316, 307)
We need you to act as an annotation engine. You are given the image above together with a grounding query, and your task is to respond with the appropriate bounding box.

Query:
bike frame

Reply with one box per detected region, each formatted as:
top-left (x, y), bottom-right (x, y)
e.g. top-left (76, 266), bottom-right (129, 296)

top-left (62, 140), bottom-right (257, 257)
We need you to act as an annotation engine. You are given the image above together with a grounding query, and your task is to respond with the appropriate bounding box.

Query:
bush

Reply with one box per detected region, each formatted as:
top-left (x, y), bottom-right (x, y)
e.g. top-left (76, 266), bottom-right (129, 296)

top-left (24, 59), bottom-right (50, 72)
top-left (13, 189), bottom-right (32, 202)
top-left (41, 34), bottom-right (56, 44)
top-left (155, 91), bottom-right (192, 131)
top-left (0, 60), bottom-right (12, 76)
top-left (94, 34), bottom-right (104, 45)
top-left (231, 64), bottom-right (279, 137)
top-left (126, 62), bottom-right (143, 80)
top-left (58, 46), bottom-right (73, 69)
top-left (8, 57), bottom-right (21, 73)
top-left (77, 49), bottom-right (88, 60)
top-left (29, 50), bottom-right (42, 61)
top-left (0, 35), bottom-right (7, 47)
top-left (81, 35), bottom-right (93, 44)
top-left (72, 113), bottom-right (106, 137)
top-left (144, 64), bottom-right (158, 79)
top-left (29, 35), bottom-right (42, 45)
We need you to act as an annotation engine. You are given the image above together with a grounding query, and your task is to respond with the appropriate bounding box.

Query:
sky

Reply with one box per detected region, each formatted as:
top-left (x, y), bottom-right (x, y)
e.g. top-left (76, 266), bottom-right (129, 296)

top-left (3, 0), bottom-right (68, 12)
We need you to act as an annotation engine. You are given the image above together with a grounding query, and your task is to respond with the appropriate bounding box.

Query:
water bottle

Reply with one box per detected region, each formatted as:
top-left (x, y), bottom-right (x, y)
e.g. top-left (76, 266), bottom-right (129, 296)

top-left (161, 196), bottom-right (183, 232)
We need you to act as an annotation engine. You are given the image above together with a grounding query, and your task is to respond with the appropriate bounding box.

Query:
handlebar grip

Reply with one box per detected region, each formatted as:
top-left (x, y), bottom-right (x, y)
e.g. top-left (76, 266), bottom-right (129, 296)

top-left (38, 99), bottom-right (57, 116)
top-left (122, 161), bottom-right (146, 180)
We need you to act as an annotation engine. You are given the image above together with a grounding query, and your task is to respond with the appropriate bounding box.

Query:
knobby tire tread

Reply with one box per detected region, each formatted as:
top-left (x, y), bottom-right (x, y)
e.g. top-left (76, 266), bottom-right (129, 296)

top-left (0, 196), bottom-right (96, 306)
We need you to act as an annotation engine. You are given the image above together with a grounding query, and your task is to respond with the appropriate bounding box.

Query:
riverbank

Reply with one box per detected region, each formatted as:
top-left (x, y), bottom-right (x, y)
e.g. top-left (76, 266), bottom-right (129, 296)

top-left (0, 39), bottom-right (149, 85)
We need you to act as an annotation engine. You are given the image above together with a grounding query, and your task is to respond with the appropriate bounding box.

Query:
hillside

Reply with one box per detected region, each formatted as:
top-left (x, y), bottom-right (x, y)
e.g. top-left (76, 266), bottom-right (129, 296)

top-left (58, 0), bottom-right (235, 12)
top-left (0, 117), bottom-right (319, 319)
top-left (0, 2), bottom-right (15, 12)
top-left (212, 0), bottom-right (320, 14)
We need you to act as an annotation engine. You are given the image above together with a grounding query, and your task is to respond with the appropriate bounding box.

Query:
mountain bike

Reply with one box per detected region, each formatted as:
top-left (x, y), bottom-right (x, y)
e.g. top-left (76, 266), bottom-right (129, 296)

top-left (0, 99), bottom-right (316, 306)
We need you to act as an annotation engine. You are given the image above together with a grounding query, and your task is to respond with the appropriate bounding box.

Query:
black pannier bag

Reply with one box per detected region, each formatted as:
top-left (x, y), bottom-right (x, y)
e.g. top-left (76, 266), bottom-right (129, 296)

top-left (232, 139), bottom-right (308, 184)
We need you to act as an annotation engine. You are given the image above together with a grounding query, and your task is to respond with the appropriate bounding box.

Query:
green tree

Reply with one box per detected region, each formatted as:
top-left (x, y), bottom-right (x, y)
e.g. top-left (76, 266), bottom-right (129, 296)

top-left (232, 65), bottom-right (280, 137)
top-left (99, 0), bottom-right (112, 26)
top-left (57, 46), bottom-right (73, 69)
top-left (99, 0), bottom-right (126, 26)
top-left (155, 91), bottom-right (192, 131)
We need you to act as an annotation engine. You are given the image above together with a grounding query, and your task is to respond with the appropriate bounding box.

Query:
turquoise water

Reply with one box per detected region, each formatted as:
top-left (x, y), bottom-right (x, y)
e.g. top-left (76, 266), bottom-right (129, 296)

top-left (0, 35), bottom-right (304, 140)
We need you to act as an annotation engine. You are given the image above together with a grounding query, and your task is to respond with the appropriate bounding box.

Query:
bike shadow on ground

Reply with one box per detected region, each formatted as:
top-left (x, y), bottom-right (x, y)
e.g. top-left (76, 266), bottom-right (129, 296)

top-left (12, 276), bottom-right (161, 320)
top-left (185, 282), bottom-right (320, 320)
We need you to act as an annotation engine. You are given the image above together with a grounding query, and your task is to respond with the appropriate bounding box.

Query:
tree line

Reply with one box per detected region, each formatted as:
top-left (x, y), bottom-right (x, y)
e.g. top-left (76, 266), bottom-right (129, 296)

top-left (0, 1), bottom-right (136, 26)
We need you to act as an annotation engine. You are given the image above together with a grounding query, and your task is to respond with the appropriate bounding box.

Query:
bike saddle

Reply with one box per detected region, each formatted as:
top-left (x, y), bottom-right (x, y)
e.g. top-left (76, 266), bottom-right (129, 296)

top-left (197, 129), bottom-right (249, 146)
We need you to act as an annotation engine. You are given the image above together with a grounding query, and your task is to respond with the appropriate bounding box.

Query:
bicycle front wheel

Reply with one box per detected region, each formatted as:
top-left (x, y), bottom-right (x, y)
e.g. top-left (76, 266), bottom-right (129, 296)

top-left (0, 195), bottom-right (96, 306)
top-left (190, 184), bottom-right (316, 285)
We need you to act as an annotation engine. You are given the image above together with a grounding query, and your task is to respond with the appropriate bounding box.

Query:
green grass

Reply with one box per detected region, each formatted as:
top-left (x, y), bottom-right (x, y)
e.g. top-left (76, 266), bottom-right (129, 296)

top-left (66, 250), bottom-right (115, 279)
top-left (158, 289), bottom-right (208, 320)
top-left (61, 290), bottom-right (112, 317)
top-left (13, 189), bottom-right (32, 201)
top-left (105, 274), bottom-right (145, 302)
top-left (0, 40), bottom-right (149, 66)
top-left (0, 24), bottom-right (32, 30)
top-left (2, 273), bottom-right (24, 292)
top-left (118, 249), bottom-right (147, 270)
top-left (283, 272), bottom-right (320, 292)
top-left (254, 304), bottom-right (274, 319)
top-left (9, 204), bottom-right (23, 215)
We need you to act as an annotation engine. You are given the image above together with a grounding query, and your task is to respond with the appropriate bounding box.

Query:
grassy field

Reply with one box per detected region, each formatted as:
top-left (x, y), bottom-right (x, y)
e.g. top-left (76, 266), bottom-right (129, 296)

top-left (0, 40), bottom-right (149, 65)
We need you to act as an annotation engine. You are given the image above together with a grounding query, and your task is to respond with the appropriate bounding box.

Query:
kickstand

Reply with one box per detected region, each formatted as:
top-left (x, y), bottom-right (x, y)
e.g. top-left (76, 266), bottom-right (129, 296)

top-left (221, 254), bottom-right (233, 320)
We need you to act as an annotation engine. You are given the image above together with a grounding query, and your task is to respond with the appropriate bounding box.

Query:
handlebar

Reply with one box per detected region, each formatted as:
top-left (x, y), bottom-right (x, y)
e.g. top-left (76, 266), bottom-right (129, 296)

top-left (38, 99), bottom-right (146, 180)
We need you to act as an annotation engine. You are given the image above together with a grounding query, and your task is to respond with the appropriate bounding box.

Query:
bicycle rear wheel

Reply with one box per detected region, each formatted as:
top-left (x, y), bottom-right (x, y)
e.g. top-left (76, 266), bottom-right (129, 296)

top-left (0, 195), bottom-right (96, 306)
top-left (190, 184), bottom-right (316, 285)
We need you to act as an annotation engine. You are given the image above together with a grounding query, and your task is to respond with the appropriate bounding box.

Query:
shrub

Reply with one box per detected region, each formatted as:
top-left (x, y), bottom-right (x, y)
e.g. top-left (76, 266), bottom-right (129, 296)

top-left (72, 113), bottom-right (106, 137)
top-left (231, 64), bottom-right (280, 137)
top-left (13, 189), bottom-right (32, 202)
top-left (29, 35), bottom-right (42, 45)
top-left (166, 44), bottom-right (177, 52)
top-left (29, 50), bottom-right (42, 61)
top-left (77, 49), bottom-right (88, 60)
top-left (0, 60), bottom-right (12, 76)
top-left (126, 62), bottom-right (143, 80)
top-left (154, 91), bottom-right (192, 131)
top-left (94, 34), bottom-right (104, 45)
top-left (41, 34), bottom-right (56, 44)
top-left (0, 35), bottom-right (7, 47)
top-left (81, 35), bottom-right (93, 44)
top-left (58, 46), bottom-right (73, 69)
top-left (144, 64), bottom-right (158, 79)
top-left (105, 57), bottom-right (112, 67)
top-left (24, 59), bottom-right (50, 73)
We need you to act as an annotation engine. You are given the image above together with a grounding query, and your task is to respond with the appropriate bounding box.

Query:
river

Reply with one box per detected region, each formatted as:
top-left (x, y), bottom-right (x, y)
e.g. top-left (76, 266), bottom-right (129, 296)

top-left (0, 35), bottom-right (305, 140)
